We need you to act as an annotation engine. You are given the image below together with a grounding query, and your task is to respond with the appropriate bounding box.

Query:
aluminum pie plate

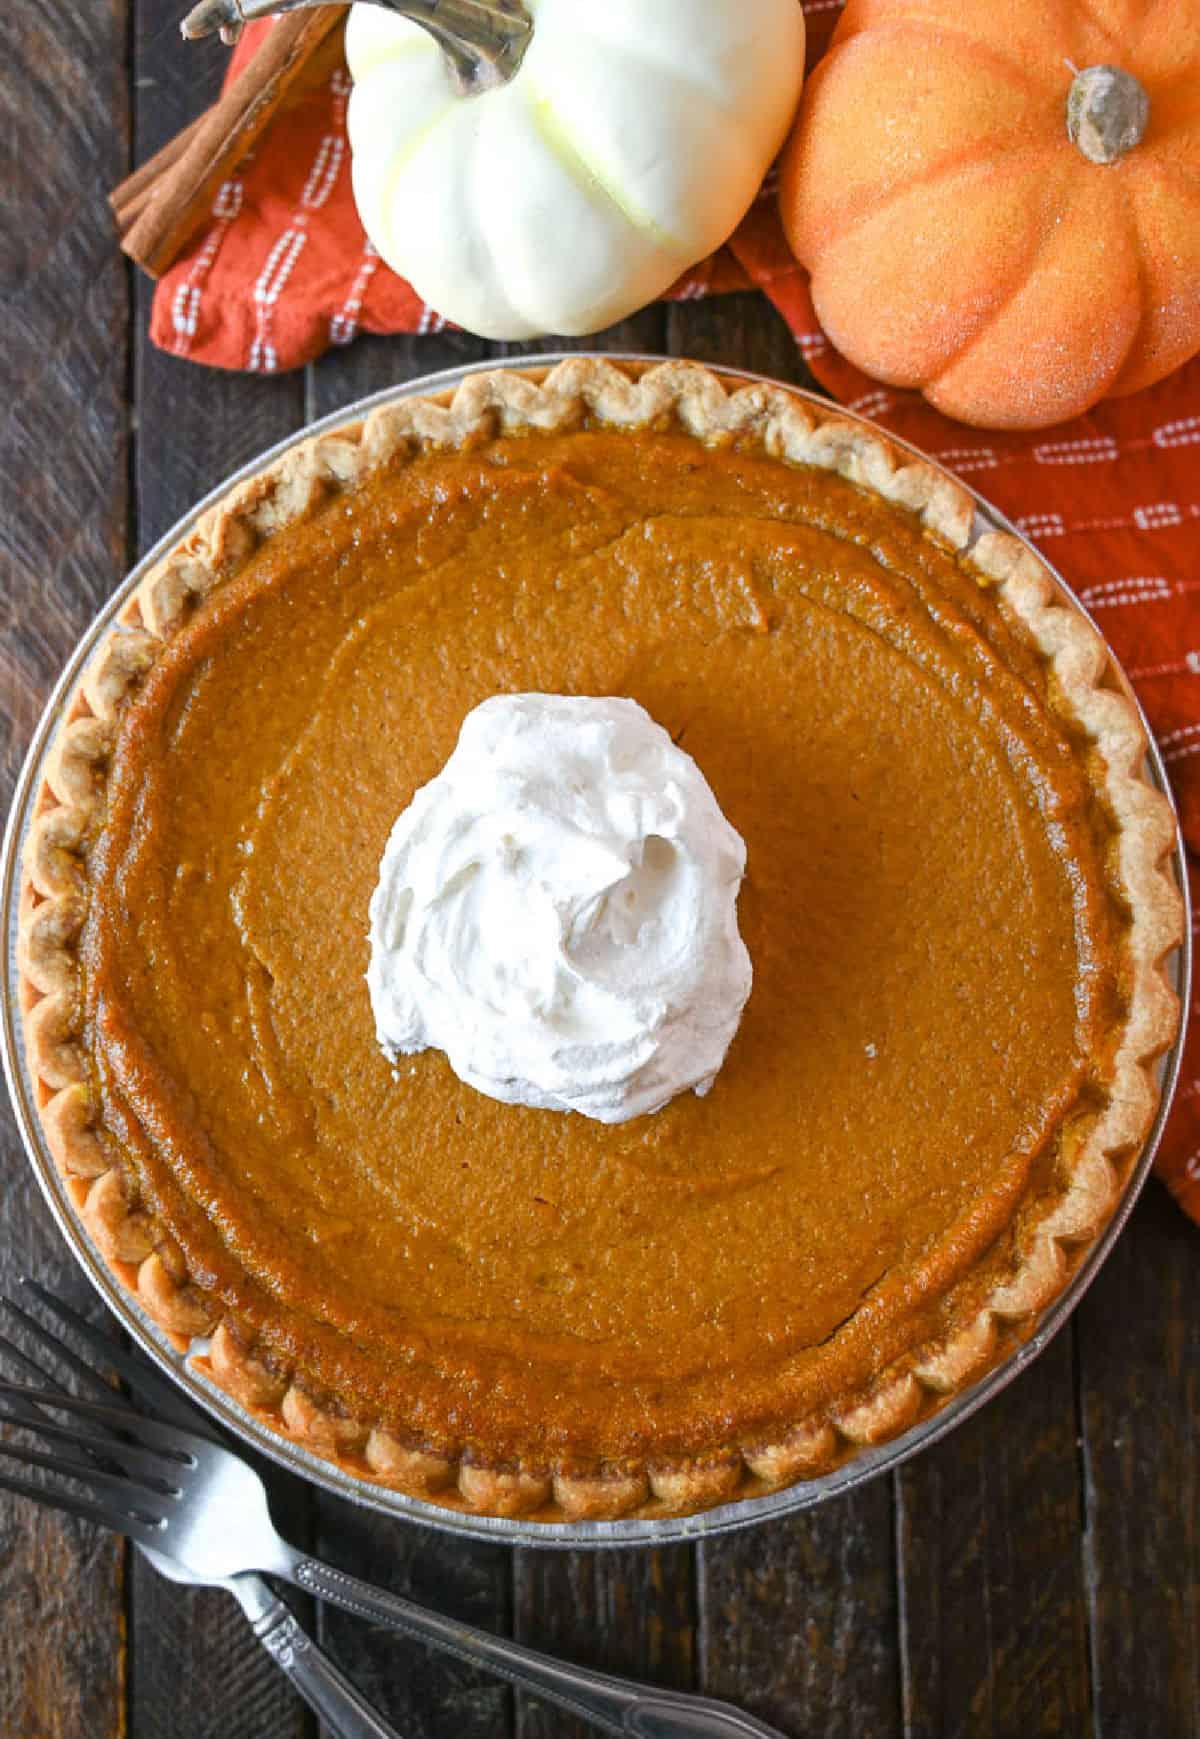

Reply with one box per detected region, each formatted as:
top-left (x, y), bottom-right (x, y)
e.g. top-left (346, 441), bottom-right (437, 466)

top-left (1, 354), bottom-right (1191, 1549)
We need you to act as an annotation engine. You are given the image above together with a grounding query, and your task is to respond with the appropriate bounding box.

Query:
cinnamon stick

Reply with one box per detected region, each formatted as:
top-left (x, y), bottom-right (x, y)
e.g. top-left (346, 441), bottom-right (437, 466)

top-left (111, 114), bottom-right (206, 233)
top-left (110, 6), bottom-right (345, 278)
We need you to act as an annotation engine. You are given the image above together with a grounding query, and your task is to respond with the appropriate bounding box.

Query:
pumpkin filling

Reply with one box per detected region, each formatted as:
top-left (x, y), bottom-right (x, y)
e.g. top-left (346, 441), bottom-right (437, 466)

top-left (82, 428), bottom-right (1126, 1466)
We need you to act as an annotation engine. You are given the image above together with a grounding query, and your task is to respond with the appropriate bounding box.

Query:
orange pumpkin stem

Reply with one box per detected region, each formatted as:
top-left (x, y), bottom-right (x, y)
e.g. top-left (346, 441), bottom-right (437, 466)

top-left (1067, 64), bottom-right (1149, 164)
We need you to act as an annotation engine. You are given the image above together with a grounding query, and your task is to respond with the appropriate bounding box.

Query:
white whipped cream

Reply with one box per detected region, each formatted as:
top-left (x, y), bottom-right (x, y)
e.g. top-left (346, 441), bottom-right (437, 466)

top-left (367, 694), bottom-right (752, 1124)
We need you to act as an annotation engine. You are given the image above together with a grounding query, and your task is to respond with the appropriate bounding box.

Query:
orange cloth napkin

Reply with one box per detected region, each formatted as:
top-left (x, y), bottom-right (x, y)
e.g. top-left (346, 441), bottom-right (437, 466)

top-left (151, 4), bottom-right (1200, 1222)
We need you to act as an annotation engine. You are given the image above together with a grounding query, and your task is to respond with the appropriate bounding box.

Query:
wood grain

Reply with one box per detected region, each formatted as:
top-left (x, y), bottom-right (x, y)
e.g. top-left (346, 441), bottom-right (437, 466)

top-left (896, 1331), bottom-right (1092, 1738)
top-left (698, 1483), bottom-right (900, 1739)
top-left (309, 1503), bottom-right (514, 1739)
top-left (513, 1546), bottom-right (696, 1739)
top-left (0, 0), bottom-right (130, 1730)
top-left (1, 7), bottom-right (131, 797)
top-left (1078, 1185), bottom-right (1200, 1738)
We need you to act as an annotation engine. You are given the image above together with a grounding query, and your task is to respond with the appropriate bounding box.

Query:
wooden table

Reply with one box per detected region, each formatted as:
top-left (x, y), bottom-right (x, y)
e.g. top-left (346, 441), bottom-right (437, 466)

top-left (4, 9), bottom-right (1199, 1737)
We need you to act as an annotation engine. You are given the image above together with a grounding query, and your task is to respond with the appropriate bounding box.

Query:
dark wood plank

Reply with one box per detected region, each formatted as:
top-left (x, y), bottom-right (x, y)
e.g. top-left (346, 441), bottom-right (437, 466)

top-left (0, 0), bottom-right (130, 1730)
top-left (698, 1482), bottom-right (901, 1739)
top-left (1078, 1184), bottom-right (1200, 1739)
top-left (123, 17), bottom-right (315, 1739)
top-left (896, 1331), bottom-right (1091, 1738)
top-left (0, 1497), bottom-right (124, 1739)
top-left (1, 7), bottom-right (131, 790)
top-left (309, 1500), bottom-right (515, 1739)
top-left (513, 1545), bottom-right (696, 1739)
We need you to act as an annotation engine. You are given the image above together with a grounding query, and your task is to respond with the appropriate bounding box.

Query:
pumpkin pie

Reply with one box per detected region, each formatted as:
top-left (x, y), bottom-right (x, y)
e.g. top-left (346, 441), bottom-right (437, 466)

top-left (17, 359), bottom-right (1183, 1522)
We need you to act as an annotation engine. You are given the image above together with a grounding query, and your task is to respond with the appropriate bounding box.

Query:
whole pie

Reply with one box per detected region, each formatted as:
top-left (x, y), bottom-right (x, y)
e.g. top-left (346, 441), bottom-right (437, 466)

top-left (18, 359), bottom-right (1182, 1522)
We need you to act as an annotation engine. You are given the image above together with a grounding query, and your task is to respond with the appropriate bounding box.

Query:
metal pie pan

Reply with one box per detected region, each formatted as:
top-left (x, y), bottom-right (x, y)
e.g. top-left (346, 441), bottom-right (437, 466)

top-left (1, 354), bottom-right (1191, 1548)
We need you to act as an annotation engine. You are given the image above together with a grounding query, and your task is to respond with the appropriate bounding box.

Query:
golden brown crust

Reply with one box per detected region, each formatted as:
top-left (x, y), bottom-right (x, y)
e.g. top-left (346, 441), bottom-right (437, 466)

top-left (16, 358), bottom-right (1184, 1523)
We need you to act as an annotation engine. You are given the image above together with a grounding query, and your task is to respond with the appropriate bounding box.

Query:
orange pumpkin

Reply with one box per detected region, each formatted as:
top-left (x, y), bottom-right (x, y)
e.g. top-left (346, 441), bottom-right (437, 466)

top-left (779, 0), bottom-right (1200, 428)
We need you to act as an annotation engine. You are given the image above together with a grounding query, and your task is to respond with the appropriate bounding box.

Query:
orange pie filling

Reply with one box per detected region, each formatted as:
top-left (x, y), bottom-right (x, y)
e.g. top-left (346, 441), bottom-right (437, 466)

top-left (81, 428), bottom-right (1131, 1471)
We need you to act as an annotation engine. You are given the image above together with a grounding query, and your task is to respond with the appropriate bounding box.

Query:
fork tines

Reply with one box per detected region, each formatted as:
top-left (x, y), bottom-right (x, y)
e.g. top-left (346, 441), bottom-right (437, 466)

top-left (0, 1379), bottom-right (190, 1532)
top-left (0, 1286), bottom-right (198, 1543)
top-left (11, 1280), bottom-right (219, 1436)
top-left (0, 1390), bottom-right (179, 1485)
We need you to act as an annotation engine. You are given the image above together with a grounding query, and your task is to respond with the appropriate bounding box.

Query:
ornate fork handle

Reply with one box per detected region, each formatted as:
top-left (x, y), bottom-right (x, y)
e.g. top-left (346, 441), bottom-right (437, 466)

top-left (236, 1578), bottom-right (405, 1739)
top-left (288, 1557), bottom-right (786, 1739)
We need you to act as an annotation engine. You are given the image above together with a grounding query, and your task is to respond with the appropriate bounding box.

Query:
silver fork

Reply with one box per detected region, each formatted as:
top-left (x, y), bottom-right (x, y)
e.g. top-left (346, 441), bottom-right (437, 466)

top-left (0, 1286), bottom-right (402, 1739)
top-left (0, 1283), bottom-right (789, 1739)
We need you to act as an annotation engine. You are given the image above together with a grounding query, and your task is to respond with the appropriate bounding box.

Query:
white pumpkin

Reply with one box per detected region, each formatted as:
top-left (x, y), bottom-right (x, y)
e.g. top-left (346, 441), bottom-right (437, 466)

top-left (344, 0), bottom-right (805, 339)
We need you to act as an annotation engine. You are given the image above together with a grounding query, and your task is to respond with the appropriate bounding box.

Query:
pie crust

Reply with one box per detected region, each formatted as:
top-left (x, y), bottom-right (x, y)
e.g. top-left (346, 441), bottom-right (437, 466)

top-left (16, 359), bottom-right (1183, 1523)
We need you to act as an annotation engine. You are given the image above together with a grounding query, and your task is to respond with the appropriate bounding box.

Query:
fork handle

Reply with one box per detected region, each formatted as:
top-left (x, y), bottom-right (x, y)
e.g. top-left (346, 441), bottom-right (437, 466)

top-left (253, 1596), bottom-right (406, 1739)
top-left (285, 1556), bottom-right (784, 1739)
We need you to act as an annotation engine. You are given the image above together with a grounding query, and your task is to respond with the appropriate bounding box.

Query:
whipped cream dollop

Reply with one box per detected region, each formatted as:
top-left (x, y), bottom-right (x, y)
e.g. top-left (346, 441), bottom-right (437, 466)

top-left (367, 694), bottom-right (752, 1124)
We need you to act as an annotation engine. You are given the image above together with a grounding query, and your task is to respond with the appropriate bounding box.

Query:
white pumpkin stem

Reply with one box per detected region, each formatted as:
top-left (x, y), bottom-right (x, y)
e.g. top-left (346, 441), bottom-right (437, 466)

top-left (1066, 64), bottom-right (1149, 164)
top-left (182, 0), bottom-right (533, 89)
